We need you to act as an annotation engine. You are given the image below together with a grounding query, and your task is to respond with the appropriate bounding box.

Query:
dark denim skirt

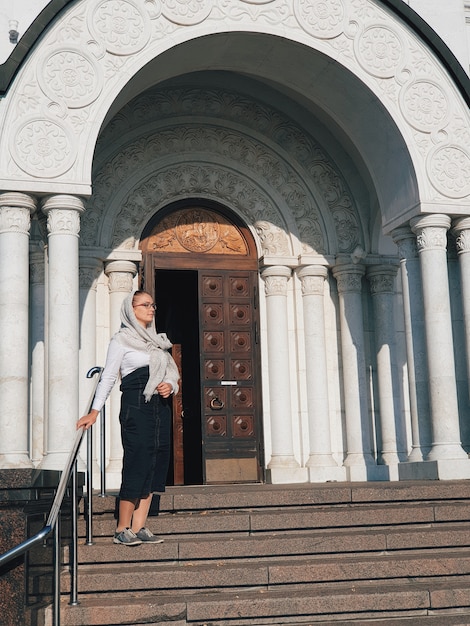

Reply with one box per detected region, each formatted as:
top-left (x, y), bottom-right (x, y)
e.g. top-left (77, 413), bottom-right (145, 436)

top-left (118, 366), bottom-right (171, 500)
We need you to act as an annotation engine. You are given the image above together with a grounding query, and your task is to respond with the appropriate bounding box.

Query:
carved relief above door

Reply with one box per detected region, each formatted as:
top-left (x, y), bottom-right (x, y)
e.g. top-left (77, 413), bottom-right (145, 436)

top-left (143, 207), bottom-right (250, 257)
top-left (141, 202), bottom-right (263, 485)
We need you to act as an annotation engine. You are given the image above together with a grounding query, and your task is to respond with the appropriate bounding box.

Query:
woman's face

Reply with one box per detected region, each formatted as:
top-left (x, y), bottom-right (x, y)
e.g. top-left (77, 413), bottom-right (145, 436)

top-left (132, 293), bottom-right (156, 328)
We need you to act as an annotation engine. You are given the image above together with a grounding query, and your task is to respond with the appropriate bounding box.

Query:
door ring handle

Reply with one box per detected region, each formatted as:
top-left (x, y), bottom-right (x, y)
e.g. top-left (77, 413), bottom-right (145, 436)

top-left (210, 397), bottom-right (224, 410)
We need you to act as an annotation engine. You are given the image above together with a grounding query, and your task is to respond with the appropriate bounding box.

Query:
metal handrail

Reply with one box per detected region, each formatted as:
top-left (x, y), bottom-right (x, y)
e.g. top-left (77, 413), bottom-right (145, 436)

top-left (0, 366), bottom-right (103, 625)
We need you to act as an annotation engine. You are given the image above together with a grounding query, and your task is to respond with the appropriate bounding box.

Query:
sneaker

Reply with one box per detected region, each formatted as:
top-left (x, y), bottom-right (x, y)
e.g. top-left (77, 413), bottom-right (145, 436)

top-left (135, 527), bottom-right (164, 543)
top-left (113, 528), bottom-right (142, 546)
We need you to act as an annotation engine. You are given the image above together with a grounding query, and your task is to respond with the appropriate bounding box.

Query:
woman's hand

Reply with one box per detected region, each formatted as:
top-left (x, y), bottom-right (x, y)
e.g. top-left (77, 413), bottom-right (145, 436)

top-left (156, 382), bottom-right (173, 398)
top-left (77, 409), bottom-right (99, 430)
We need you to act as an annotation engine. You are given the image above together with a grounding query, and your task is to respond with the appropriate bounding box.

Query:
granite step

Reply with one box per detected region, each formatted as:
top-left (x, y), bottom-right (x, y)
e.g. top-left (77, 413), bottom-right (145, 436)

top-left (58, 547), bottom-right (470, 595)
top-left (86, 481), bottom-right (470, 515)
top-left (79, 500), bottom-right (470, 539)
top-left (71, 522), bottom-right (470, 565)
top-left (45, 482), bottom-right (470, 625)
top-left (55, 577), bottom-right (470, 625)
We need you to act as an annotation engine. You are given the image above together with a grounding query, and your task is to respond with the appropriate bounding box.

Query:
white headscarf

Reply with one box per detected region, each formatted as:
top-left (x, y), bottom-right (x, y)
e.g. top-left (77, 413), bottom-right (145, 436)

top-left (115, 292), bottom-right (175, 401)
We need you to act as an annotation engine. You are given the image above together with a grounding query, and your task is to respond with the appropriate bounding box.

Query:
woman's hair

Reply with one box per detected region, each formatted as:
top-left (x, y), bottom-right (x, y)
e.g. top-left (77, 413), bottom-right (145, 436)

top-left (132, 290), bottom-right (152, 304)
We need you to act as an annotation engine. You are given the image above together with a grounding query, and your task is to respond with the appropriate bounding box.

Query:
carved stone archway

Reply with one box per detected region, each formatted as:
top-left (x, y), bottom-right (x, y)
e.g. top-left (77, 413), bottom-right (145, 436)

top-left (83, 85), bottom-right (366, 259)
top-left (0, 0), bottom-right (468, 229)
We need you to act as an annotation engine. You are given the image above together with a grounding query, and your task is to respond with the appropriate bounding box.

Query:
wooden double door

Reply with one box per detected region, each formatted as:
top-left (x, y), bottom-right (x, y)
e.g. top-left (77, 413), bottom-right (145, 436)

top-left (141, 205), bottom-right (264, 484)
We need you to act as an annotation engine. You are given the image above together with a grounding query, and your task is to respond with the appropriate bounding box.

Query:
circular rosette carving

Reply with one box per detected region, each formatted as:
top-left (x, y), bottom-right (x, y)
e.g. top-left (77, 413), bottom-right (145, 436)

top-left (400, 80), bottom-right (449, 133)
top-left (175, 209), bottom-right (220, 252)
top-left (38, 48), bottom-right (102, 109)
top-left (161, 0), bottom-right (213, 25)
top-left (294, 0), bottom-right (346, 39)
top-left (11, 118), bottom-right (76, 178)
top-left (355, 25), bottom-right (403, 78)
top-left (427, 145), bottom-right (470, 199)
top-left (89, 0), bottom-right (150, 56)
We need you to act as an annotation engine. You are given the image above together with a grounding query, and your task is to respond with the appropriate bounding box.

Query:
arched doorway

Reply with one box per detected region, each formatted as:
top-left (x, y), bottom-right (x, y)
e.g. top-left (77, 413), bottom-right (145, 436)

top-left (140, 200), bottom-right (264, 485)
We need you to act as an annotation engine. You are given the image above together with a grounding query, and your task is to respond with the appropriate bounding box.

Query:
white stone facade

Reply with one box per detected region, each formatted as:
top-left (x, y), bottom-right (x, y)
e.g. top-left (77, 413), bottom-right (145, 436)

top-left (0, 0), bottom-right (469, 485)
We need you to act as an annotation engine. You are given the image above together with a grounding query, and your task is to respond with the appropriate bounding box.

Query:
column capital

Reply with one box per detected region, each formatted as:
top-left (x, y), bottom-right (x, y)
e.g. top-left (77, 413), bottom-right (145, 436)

top-left (0, 192), bottom-right (36, 213)
top-left (296, 265), bottom-right (328, 296)
top-left (41, 194), bottom-right (86, 214)
top-left (452, 217), bottom-right (470, 255)
top-left (42, 194), bottom-right (85, 238)
top-left (296, 264), bottom-right (328, 279)
top-left (79, 250), bottom-right (105, 291)
top-left (332, 263), bottom-right (365, 294)
top-left (366, 264), bottom-right (399, 295)
top-left (105, 259), bottom-right (138, 293)
top-left (79, 263), bottom-right (102, 291)
top-left (410, 214), bottom-right (450, 253)
top-left (0, 192), bottom-right (36, 235)
top-left (261, 265), bottom-right (292, 297)
top-left (410, 214), bottom-right (451, 231)
top-left (391, 226), bottom-right (418, 260)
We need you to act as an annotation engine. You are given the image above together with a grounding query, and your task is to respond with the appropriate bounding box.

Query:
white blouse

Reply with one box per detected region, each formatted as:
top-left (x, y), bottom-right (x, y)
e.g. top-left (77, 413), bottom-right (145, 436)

top-left (91, 337), bottom-right (176, 411)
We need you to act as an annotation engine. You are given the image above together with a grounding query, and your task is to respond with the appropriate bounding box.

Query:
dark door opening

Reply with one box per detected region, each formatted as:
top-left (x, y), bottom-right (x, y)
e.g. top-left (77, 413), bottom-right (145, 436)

top-left (155, 269), bottom-right (203, 485)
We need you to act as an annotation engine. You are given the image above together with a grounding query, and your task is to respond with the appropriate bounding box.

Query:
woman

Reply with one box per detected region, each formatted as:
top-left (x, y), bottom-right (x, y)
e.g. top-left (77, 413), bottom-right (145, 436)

top-left (77, 290), bottom-right (180, 546)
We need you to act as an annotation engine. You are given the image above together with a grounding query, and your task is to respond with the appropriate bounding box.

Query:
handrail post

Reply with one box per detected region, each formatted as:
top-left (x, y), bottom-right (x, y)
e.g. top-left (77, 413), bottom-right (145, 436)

top-left (100, 405), bottom-right (106, 497)
top-left (69, 460), bottom-right (79, 606)
top-left (53, 513), bottom-right (61, 626)
top-left (85, 366), bottom-right (102, 546)
top-left (86, 425), bottom-right (94, 546)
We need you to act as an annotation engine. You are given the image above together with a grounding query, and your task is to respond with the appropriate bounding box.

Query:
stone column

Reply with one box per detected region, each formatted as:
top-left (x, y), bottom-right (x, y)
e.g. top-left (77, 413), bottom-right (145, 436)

top-left (332, 263), bottom-right (379, 480)
top-left (104, 260), bottom-right (137, 489)
top-left (452, 218), bottom-right (470, 448)
top-left (79, 253), bottom-right (103, 415)
top-left (0, 193), bottom-right (36, 468)
top-left (41, 195), bottom-right (85, 470)
top-left (79, 252), bottom-right (103, 474)
top-left (392, 227), bottom-right (431, 462)
top-left (261, 266), bottom-right (303, 483)
top-left (30, 244), bottom-right (46, 466)
top-left (366, 264), bottom-right (403, 476)
top-left (296, 265), bottom-right (343, 482)
top-left (410, 214), bottom-right (468, 474)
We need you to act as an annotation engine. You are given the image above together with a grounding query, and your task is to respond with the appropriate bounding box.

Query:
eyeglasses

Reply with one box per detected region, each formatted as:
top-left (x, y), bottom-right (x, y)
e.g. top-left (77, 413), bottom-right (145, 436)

top-left (134, 303), bottom-right (157, 310)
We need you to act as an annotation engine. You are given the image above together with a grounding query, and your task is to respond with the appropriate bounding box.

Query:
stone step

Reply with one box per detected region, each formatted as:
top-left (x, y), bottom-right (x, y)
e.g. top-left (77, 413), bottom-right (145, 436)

top-left (62, 548), bottom-right (470, 595)
top-left (56, 577), bottom-right (470, 625)
top-left (86, 480), bottom-right (470, 515)
top-left (44, 482), bottom-right (470, 625)
top-left (71, 522), bottom-right (470, 565)
top-left (80, 499), bottom-right (470, 539)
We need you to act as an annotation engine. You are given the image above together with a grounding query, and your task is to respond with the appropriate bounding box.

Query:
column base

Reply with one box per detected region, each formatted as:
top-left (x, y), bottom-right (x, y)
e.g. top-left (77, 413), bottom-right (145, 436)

top-left (308, 466), bottom-right (347, 483)
top-left (343, 452), bottom-right (376, 467)
top-left (306, 453), bottom-right (340, 468)
top-left (427, 442), bottom-right (468, 461)
top-left (407, 446), bottom-right (426, 462)
top-left (266, 467), bottom-right (308, 484)
top-left (380, 451), bottom-right (400, 466)
top-left (399, 458), bottom-right (470, 480)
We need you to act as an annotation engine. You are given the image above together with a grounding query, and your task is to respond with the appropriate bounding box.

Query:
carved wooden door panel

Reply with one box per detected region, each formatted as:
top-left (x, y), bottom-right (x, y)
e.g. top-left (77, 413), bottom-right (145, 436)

top-left (200, 270), bottom-right (262, 483)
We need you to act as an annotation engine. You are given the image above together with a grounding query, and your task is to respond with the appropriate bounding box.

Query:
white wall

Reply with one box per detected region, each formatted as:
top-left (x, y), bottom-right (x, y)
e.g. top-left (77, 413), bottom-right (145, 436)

top-left (0, 1), bottom-right (469, 75)
top-left (405, 0), bottom-right (469, 73)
